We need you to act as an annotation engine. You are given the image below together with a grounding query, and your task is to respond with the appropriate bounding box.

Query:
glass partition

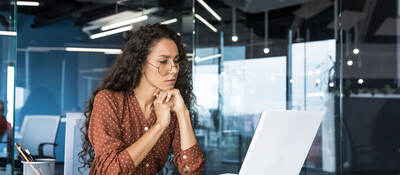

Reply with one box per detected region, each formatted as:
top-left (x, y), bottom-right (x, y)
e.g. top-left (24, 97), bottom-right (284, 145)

top-left (7, 0), bottom-right (400, 174)
top-left (339, 0), bottom-right (400, 174)
top-left (0, 0), bottom-right (17, 173)
top-left (193, 0), bottom-right (340, 174)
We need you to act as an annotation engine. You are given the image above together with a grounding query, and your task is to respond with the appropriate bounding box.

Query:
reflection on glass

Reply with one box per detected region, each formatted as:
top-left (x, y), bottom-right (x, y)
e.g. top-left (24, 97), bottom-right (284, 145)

top-left (0, 0), bottom-right (17, 173)
top-left (194, 0), bottom-right (338, 174)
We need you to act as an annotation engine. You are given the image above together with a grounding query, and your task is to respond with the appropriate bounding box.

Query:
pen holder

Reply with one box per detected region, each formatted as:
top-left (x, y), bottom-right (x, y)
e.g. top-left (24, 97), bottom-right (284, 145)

top-left (22, 158), bottom-right (56, 175)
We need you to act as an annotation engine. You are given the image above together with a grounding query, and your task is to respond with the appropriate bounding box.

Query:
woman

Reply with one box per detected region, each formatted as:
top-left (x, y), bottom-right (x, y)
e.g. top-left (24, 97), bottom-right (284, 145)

top-left (0, 100), bottom-right (12, 158)
top-left (79, 24), bottom-right (205, 175)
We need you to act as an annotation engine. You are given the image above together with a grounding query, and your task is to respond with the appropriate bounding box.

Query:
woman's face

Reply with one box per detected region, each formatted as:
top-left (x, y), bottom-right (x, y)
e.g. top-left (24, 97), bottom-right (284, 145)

top-left (142, 38), bottom-right (180, 91)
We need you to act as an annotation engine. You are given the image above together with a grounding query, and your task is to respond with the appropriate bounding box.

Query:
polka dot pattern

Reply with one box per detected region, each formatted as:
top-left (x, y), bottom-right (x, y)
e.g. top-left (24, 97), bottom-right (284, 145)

top-left (88, 90), bottom-right (205, 174)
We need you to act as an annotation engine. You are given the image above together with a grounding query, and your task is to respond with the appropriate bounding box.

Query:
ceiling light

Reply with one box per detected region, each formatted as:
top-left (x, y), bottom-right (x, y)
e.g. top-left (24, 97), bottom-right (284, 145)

top-left (104, 51), bottom-right (122, 55)
top-left (0, 31), bottom-right (17, 36)
top-left (195, 14), bottom-right (217, 32)
top-left (65, 47), bottom-right (122, 54)
top-left (232, 7), bottom-right (237, 43)
top-left (91, 25), bottom-right (132, 39)
top-left (353, 48), bottom-right (360, 55)
top-left (161, 18), bottom-right (178, 25)
top-left (195, 54), bottom-right (221, 62)
top-left (7, 66), bottom-right (15, 126)
top-left (101, 15), bottom-right (147, 31)
top-left (196, 0), bottom-right (222, 21)
top-left (263, 48), bottom-right (270, 54)
top-left (12, 1), bottom-right (39, 6)
top-left (347, 60), bottom-right (353, 66)
top-left (232, 36), bottom-right (238, 42)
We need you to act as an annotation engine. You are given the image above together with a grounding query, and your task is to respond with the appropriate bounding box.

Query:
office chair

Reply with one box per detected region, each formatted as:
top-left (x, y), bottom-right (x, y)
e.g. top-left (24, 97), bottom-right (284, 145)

top-left (18, 115), bottom-right (60, 159)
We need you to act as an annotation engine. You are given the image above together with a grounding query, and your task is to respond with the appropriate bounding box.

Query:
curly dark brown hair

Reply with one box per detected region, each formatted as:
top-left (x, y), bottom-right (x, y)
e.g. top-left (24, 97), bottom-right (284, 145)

top-left (78, 23), bottom-right (197, 171)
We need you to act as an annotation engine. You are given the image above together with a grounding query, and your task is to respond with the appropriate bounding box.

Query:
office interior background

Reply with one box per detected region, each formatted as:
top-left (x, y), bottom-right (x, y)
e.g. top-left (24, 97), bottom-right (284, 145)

top-left (0, 0), bottom-right (399, 174)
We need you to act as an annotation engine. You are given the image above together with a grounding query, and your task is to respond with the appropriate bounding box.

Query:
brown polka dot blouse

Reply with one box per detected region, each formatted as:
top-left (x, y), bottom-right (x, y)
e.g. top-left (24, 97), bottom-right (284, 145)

top-left (88, 90), bottom-right (205, 175)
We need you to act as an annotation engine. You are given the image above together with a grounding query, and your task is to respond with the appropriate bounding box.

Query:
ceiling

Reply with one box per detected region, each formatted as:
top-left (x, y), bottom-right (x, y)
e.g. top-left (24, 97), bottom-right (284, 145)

top-left (0, 0), bottom-right (190, 28)
top-left (0, 0), bottom-right (397, 44)
top-left (0, 0), bottom-right (398, 86)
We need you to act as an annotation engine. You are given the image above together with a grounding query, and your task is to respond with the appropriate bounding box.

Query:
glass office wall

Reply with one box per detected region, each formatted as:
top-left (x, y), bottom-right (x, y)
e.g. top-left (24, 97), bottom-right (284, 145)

top-left (0, 0), bottom-right (17, 173)
top-left (193, 0), bottom-right (340, 174)
top-left (5, 0), bottom-right (400, 174)
top-left (339, 0), bottom-right (400, 174)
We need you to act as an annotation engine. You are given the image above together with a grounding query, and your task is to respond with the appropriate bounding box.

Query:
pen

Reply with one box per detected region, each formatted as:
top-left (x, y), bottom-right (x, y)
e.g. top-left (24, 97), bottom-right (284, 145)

top-left (15, 143), bottom-right (41, 175)
top-left (24, 149), bottom-right (35, 162)
top-left (15, 143), bottom-right (30, 162)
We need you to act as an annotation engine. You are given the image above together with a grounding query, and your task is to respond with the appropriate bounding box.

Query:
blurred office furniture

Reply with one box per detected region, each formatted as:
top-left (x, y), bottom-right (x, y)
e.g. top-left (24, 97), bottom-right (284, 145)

top-left (221, 129), bottom-right (241, 164)
top-left (341, 98), bottom-right (400, 173)
top-left (64, 112), bottom-right (89, 175)
top-left (18, 115), bottom-right (60, 158)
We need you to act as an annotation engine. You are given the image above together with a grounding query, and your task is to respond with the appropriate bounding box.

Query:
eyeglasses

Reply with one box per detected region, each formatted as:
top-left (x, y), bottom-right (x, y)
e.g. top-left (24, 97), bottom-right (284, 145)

top-left (146, 60), bottom-right (181, 76)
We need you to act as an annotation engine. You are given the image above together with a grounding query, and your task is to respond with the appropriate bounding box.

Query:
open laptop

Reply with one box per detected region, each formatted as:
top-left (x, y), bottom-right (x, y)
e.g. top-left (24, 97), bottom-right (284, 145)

top-left (222, 110), bottom-right (324, 175)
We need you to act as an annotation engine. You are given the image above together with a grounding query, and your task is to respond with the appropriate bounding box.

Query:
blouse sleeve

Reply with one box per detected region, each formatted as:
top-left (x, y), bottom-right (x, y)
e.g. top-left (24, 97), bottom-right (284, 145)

top-left (172, 115), bottom-right (205, 175)
top-left (88, 90), bottom-right (136, 174)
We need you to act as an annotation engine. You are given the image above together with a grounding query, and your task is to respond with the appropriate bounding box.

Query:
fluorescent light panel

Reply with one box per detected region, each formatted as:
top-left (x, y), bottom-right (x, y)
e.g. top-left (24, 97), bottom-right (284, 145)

top-left (195, 54), bottom-right (221, 62)
top-left (7, 66), bottom-right (14, 126)
top-left (65, 47), bottom-right (122, 54)
top-left (161, 18), bottom-right (178, 25)
top-left (0, 31), bottom-right (17, 36)
top-left (195, 14), bottom-right (217, 32)
top-left (104, 51), bottom-right (121, 55)
top-left (12, 1), bottom-right (40, 6)
top-left (197, 0), bottom-right (221, 21)
top-left (101, 15), bottom-right (148, 31)
top-left (91, 25), bottom-right (132, 39)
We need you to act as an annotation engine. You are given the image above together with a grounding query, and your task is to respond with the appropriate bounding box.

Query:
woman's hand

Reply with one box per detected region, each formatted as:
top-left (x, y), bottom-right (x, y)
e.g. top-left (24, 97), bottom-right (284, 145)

top-left (153, 89), bottom-right (173, 128)
top-left (154, 88), bottom-right (187, 113)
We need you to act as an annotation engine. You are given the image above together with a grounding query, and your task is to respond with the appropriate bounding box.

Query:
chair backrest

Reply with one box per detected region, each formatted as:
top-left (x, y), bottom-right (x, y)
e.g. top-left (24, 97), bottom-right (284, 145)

top-left (19, 115), bottom-right (60, 156)
top-left (64, 112), bottom-right (89, 175)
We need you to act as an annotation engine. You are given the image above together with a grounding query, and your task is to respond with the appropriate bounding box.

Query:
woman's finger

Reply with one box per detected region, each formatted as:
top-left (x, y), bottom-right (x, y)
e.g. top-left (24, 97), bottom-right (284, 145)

top-left (155, 91), bottom-right (163, 103)
top-left (165, 91), bottom-right (173, 102)
top-left (157, 91), bottom-right (168, 104)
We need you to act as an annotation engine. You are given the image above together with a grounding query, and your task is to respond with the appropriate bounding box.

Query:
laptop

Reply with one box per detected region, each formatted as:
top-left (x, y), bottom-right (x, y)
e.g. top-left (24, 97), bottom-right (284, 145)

top-left (222, 110), bottom-right (324, 175)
